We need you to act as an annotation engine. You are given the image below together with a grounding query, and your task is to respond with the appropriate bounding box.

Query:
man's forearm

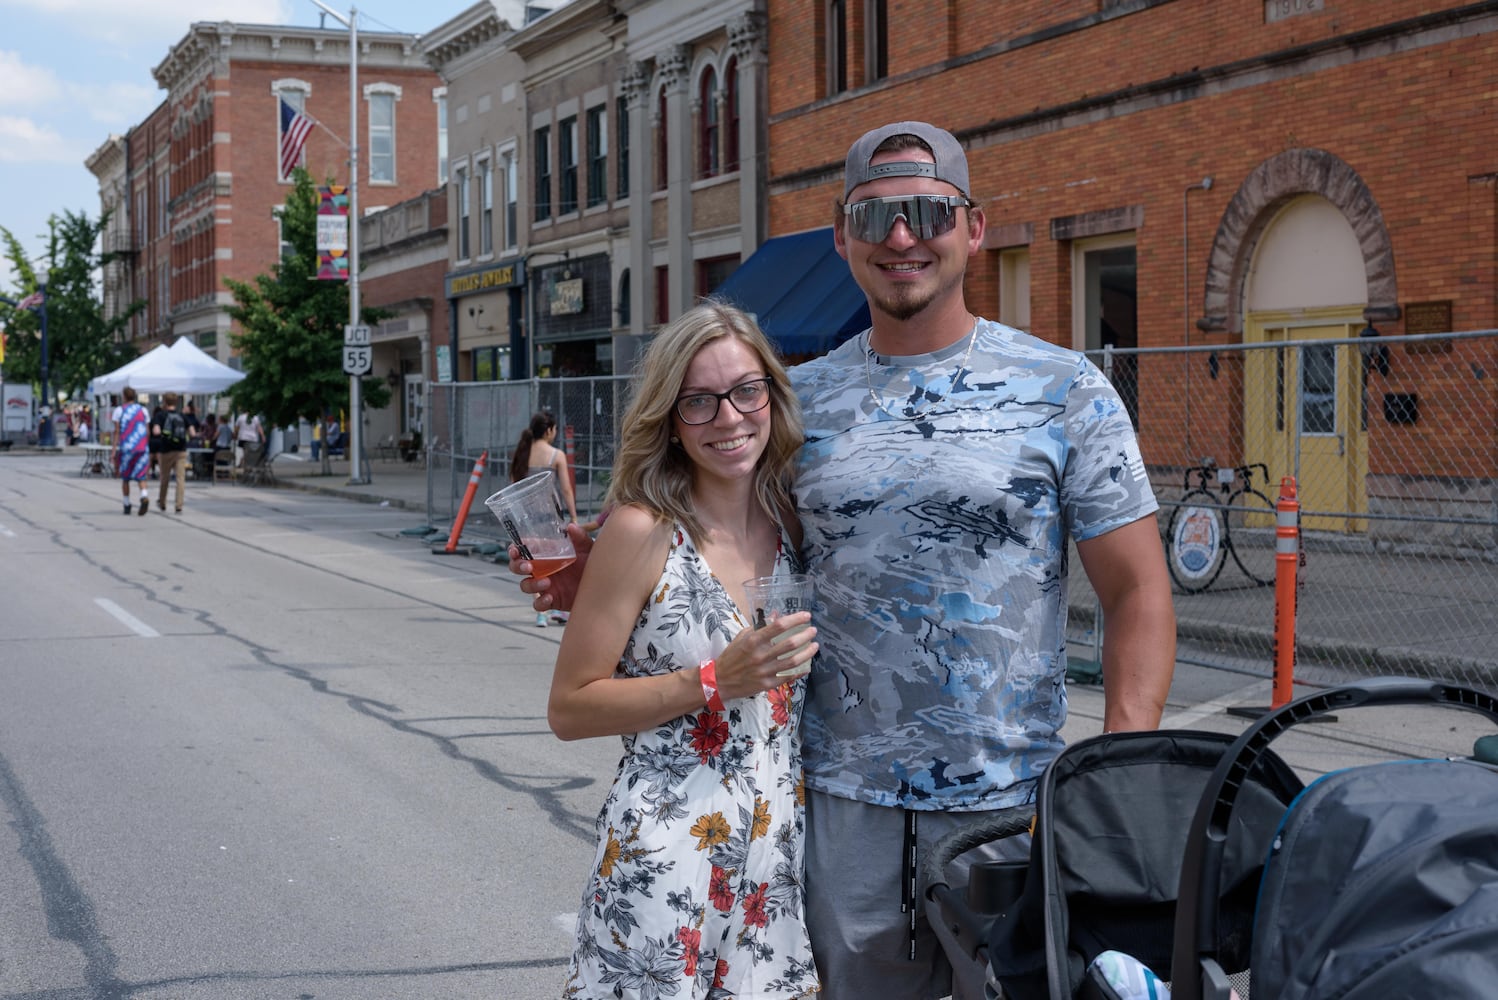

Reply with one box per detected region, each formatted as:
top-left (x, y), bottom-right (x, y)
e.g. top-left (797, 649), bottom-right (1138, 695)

top-left (1099, 590), bottom-right (1176, 731)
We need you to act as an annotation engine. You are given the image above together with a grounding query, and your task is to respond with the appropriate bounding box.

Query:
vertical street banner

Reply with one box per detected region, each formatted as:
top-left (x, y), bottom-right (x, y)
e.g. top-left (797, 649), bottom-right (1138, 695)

top-left (316, 185), bottom-right (350, 281)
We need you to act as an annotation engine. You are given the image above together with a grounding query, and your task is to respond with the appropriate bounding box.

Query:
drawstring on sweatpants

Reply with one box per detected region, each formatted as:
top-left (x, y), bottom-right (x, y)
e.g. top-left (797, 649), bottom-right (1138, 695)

top-left (901, 809), bottom-right (918, 960)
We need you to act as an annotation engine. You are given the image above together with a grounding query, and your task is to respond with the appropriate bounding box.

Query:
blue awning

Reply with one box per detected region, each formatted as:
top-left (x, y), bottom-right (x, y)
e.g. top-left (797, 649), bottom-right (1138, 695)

top-left (713, 227), bottom-right (870, 357)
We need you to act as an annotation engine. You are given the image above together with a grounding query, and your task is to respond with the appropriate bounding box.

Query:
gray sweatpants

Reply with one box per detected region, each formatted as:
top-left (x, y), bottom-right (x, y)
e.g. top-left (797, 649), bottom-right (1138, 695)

top-left (804, 790), bottom-right (1032, 1000)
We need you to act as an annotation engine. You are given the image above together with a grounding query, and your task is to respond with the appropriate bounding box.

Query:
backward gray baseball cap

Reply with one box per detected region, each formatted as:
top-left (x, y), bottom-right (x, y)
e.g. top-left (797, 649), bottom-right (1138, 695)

top-left (843, 121), bottom-right (970, 199)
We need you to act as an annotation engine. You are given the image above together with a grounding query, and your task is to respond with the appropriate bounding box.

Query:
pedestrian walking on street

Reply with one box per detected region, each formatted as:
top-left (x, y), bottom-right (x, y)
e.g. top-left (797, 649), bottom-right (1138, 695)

top-left (550, 301), bottom-right (820, 999)
top-left (152, 392), bottom-right (189, 513)
top-left (115, 387), bottom-right (151, 516)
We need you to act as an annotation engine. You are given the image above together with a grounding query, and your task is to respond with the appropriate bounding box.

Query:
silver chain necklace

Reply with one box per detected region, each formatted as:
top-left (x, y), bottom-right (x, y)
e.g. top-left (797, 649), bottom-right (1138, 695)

top-left (864, 323), bottom-right (980, 417)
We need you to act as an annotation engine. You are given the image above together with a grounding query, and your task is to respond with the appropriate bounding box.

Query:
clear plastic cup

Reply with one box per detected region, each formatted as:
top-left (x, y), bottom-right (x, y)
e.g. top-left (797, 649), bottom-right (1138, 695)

top-left (743, 573), bottom-right (814, 678)
top-left (485, 471), bottom-right (576, 578)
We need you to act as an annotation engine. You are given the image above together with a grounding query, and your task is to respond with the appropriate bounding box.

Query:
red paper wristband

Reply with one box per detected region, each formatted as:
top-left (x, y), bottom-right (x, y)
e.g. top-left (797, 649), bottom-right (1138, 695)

top-left (699, 658), bottom-right (726, 713)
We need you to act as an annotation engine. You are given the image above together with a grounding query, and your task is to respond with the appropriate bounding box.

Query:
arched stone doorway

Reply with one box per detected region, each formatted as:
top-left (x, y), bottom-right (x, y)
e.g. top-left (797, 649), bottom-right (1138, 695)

top-left (1197, 149), bottom-right (1399, 531)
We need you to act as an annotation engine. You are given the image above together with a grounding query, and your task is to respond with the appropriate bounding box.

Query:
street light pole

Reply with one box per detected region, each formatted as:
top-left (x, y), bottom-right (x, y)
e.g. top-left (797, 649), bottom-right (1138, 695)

top-left (38, 273), bottom-right (53, 448)
top-left (311, 0), bottom-right (368, 484)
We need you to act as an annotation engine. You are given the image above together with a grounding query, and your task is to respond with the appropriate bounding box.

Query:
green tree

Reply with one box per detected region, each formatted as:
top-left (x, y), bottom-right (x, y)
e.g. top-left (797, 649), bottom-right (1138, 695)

top-left (224, 169), bottom-right (389, 473)
top-left (1, 211), bottom-right (141, 405)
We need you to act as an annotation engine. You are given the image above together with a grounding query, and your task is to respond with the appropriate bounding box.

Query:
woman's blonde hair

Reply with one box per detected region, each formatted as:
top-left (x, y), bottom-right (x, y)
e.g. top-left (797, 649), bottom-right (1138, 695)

top-left (606, 300), bottom-right (802, 545)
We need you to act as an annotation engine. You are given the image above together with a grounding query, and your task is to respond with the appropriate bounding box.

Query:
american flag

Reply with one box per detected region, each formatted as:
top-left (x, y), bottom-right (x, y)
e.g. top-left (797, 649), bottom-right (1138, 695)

top-left (16, 290), bottom-right (43, 310)
top-left (279, 98), bottom-right (315, 178)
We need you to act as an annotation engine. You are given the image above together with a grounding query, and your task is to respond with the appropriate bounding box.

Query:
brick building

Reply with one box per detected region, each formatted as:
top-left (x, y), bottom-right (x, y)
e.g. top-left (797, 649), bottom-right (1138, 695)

top-left (107, 20), bottom-right (444, 368)
top-left (359, 188), bottom-right (449, 446)
top-left (766, 0), bottom-right (1498, 537)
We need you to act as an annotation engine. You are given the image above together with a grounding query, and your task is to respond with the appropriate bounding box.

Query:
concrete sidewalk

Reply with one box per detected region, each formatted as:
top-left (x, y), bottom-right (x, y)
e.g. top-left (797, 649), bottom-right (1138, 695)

top-left (268, 451), bottom-right (434, 517)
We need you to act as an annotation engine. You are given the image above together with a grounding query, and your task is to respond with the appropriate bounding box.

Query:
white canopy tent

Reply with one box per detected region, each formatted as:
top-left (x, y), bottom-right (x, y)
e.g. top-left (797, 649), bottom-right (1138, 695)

top-left (89, 339), bottom-right (245, 396)
top-left (86, 344), bottom-right (169, 397)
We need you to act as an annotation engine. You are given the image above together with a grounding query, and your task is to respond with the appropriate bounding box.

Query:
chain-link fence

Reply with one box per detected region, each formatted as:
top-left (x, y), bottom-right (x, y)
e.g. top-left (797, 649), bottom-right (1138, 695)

top-left (1089, 329), bottom-right (1497, 692)
top-left (423, 330), bottom-right (1498, 691)
top-left (427, 376), bottom-right (634, 538)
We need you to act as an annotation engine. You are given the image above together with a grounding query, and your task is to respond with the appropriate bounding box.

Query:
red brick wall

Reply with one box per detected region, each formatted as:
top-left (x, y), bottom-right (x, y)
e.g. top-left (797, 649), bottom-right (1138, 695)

top-left (362, 256), bottom-right (452, 375)
top-left (218, 61), bottom-right (444, 293)
top-left (768, 0), bottom-right (1498, 474)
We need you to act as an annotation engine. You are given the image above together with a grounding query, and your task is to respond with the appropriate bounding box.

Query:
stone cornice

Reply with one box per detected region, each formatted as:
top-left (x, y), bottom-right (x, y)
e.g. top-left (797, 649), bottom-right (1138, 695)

top-left (85, 134), bottom-right (127, 179)
top-left (421, 4), bottom-right (512, 72)
top-left (153, 21), bottom-right (425, 94)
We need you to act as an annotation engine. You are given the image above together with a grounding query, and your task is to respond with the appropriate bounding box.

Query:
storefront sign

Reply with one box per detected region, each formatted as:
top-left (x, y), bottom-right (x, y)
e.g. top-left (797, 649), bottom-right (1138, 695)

top-left (447, 262), bottom-right (522, 297)
top-left (549, 276), bottom-right (584, 316)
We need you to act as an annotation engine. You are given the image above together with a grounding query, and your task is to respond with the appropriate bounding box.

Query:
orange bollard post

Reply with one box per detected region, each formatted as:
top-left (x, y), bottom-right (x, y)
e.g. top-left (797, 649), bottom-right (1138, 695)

top-left (436, 450), bottom-right (488, 555)
top-left (1271, 476), bottom-right (1300, 708)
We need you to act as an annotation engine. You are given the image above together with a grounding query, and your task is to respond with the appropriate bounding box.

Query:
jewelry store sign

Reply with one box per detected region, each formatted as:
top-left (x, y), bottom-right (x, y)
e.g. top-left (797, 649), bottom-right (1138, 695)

top-left (446, 261), bottom-right (523, 297)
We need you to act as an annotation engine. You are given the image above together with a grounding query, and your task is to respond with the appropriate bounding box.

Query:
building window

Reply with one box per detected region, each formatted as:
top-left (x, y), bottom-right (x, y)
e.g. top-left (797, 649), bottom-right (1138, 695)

top-left (586, 105), bottom-right (607, 208)
top-left (697, 255), bottom-right (738, 298)
top-left (617, 268), bottom-right (631, 326)
top-left (158, 174), bottom-right (168, 237)
top-left (699, 67), bottom-right (719, 179)
top-left (274, 208), bottom-right (293, 263)
top-left (534, 125), bottom-right (552, 221)
top-left (368, 92), bottom-right (395, 183)
top-left (478, 157), bottom-right (493, 256)
top-left (502, 147), bottom-right (518, 251)
top-left (616, 95), bottom-right (630, 200)
top-left (826, 0), bottom-right (847, 96)
top-left (1074, 238), bottom-right (1139, 428)
top-left (724, 58), bottom-right (739, 172)
top-left (655, 90), bottom-right (668, 192)
top-left (654, 265), bottom-right (669, 325)
top-left (454, 164), bottom-right (470, 260)
top-left (864, 0), bottom-right (887, 83)
top-left (559, 115), bottom-right (578, 215)
top-left (998, 248), bottom-right (1030, 332)
top-left (435, 90), bottom-right (448, 183)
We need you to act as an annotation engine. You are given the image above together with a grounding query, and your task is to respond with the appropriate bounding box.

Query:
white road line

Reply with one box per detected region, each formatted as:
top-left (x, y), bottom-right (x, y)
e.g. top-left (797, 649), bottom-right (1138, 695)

top-left (0, 524), bottom-right (15, 538)
top-left (94, 597), bottom-right (160, 638)
top-left (1160, 680), bottom-right (1268, 730)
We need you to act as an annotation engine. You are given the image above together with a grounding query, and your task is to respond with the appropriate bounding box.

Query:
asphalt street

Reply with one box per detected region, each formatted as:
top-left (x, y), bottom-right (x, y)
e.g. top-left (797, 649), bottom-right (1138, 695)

top-left (2, 449), bottom-right (1494, 998)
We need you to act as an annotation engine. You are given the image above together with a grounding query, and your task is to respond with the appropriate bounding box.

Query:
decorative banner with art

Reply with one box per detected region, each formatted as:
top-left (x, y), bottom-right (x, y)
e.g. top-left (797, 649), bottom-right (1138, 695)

top-left (316, 185), bottom-right (350, 281)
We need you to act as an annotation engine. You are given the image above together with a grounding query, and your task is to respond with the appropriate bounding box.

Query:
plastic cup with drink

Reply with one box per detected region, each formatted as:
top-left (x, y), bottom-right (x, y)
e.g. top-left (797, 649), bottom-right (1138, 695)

top-left (742, 573), bottom-right (815, 678)
top-left (485, 470), bottom-right (577, 578)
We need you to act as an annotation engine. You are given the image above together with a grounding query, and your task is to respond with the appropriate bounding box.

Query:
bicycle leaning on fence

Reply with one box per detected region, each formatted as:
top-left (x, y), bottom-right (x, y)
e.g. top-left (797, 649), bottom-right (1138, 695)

top-left (1165, 460), bottom-right (1278, 593)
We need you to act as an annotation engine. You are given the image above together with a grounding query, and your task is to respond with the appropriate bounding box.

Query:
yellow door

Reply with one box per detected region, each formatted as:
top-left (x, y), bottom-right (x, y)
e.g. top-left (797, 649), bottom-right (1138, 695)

top-left (1244, 319), bottom-right (1368, 533)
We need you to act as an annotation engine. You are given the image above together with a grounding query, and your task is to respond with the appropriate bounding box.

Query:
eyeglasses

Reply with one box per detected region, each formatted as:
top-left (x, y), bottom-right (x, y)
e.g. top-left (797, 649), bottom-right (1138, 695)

top-left (842, 194), bottom-right (971, 243)
top-left (675, 377), bottom-right (773, 425)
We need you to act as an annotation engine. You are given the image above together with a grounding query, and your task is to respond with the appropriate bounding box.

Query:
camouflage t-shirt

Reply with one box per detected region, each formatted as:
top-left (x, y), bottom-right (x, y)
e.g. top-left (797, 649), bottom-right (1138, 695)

top-left (790, 318), bottom-right (1157, 811)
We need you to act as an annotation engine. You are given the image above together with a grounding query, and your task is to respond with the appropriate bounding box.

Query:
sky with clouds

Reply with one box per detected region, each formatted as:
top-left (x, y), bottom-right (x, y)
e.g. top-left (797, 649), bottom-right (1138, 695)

top-left (0, 0), bottom-right (530, 291)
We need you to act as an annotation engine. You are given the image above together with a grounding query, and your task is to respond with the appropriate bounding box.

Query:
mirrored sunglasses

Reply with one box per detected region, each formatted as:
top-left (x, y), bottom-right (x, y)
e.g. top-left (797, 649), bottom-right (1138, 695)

top-left (843, 194), bottom-right (971, 243)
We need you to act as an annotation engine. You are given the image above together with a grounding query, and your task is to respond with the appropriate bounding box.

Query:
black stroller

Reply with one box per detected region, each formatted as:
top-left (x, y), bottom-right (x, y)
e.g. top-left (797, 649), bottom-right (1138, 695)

top-left (924, 678), bottom-right (1498, 1000)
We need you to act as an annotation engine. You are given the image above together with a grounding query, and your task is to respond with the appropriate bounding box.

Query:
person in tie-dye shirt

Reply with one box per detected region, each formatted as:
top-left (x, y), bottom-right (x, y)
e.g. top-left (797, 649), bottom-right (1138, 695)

top-left (115, 386), bottom-right (151, 516)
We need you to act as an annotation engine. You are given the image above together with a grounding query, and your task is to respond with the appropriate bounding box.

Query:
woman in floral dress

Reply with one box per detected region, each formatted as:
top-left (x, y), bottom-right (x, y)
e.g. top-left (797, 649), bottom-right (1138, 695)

top-left (551, 301), bottom-right (821, 999)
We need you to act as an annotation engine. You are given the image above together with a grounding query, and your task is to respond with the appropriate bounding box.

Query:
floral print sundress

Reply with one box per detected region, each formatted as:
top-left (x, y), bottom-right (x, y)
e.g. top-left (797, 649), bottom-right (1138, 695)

top-left (562, 523), bottom-right (819, 1000)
